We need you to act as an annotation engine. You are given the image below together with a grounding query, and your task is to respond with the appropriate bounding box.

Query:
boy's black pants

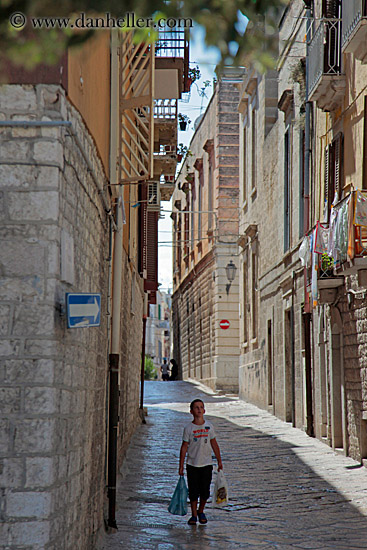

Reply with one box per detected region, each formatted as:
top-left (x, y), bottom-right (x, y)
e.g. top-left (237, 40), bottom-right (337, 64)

top-left (186, 464), bottom-right (213, 502)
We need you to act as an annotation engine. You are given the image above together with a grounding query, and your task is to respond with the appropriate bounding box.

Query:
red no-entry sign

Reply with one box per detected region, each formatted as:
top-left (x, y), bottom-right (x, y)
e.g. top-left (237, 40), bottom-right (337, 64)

top-left (219, 319), bottom-right (230, 330)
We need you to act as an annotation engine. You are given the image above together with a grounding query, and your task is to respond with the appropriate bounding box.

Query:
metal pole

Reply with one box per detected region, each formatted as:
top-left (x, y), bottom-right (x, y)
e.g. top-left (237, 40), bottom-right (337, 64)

top-left (303, 311), bottom-right (315, 437)
top-left (107, 353), bottom-right (119, 528)
top-left (107, 30), bottom-right (121, 529)
top-left (140, 316), bottom-right (147, 416)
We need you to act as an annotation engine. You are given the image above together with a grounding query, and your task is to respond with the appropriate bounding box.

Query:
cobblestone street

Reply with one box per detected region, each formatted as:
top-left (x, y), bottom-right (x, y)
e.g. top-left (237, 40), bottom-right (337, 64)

top-left (100, 381), bottom-right (367, 550)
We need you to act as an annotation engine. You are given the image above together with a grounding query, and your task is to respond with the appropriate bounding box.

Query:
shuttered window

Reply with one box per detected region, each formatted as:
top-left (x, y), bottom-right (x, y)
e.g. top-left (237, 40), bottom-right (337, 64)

top-left (299, 129), bottom-right (305, 238)
top-left (208, 152), bottom-right (214, 230)
top-left (322, 0), bottom-right (341, 18)
top-left (284, 129), bottom-right (291, 252)
top-left (363, 96), bottom-right (367, 190)
top-left (324, 132), bottom-right (344, 221)
top-left (243, 125), bottom-right (247, 203)
top-left (251, 251), bottom-right (258, 341)
top-left (145, 211), bottom-right (158, 292)
top-left (184, 208), bottom-right (189, 259)
top-left (251, 108), bottom-right (257, 192)
top-left (243, 259), bottom-right (248, 346)
top-left (138, 183), bottom-right (147, 276)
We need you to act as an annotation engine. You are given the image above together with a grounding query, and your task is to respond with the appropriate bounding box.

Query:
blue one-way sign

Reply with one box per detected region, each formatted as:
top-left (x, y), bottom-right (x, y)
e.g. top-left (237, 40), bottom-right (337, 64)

top-left (66, 293), bottom-right (101, 328)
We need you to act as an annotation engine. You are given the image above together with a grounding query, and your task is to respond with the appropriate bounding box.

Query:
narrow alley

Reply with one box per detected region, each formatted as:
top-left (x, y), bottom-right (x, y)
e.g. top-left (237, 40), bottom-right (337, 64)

top-left (101, 381), bottom-right (367, 550)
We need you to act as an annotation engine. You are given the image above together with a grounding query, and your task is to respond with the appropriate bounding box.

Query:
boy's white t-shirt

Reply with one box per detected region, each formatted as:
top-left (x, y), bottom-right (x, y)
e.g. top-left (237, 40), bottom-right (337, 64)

top-left (182, 420), bottom-right (216, 467)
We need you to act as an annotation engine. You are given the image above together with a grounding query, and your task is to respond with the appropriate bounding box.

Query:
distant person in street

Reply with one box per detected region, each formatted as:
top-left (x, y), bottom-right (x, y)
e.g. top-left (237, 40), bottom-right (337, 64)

top-left (169, 359), bottom-right (178, 380)
top-left (179, 398), bottom-right (223, 526)
top-left (160, 359), bottom-right (170, 381)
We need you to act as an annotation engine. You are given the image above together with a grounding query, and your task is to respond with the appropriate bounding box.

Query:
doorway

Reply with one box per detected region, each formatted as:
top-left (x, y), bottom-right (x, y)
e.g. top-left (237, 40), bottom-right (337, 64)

top-left (267, 319), bottom-right (273, 407)
top-left (284, 310), bottom-right (293, 423)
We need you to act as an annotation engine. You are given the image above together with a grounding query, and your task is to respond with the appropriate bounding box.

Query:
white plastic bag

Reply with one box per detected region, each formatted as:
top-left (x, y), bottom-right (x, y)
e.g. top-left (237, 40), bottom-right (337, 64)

top-left (212, 470), bottom-right (229, 507)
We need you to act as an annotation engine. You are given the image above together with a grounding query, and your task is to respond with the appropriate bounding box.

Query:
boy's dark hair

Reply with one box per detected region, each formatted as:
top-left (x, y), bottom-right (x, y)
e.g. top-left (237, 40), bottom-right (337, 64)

top-left (190, 398), bottom-right (204, 410)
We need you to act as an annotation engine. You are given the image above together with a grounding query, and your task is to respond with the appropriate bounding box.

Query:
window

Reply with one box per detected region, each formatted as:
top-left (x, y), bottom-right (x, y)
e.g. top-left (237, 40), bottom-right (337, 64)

top-left (284, 129), bottom-right (291, 252)
top-left (363, 96), bottom-right (367, 190)
top-left (251, 107), bottom-right (257, 192)
top-left (184, 206), bottom-right (189, 261)
top-left (299, 129), bottom-right (305, 238)
top-left (198, 182), bottom-right (202, 240)
top-left (208, 154), bottom-right (213, 230)
top-left (243, 125), bottom-right (247, 203)
top-left (194, 158), bottom-right (204, 243)
top-left (251, 251), bottom-right (258, 341)
top-left (190, 185), bottom-right (195, 249)
top-left (242, 261), bottom-right (248, 346)
top-left (324, 132), bottom-right (344, 221)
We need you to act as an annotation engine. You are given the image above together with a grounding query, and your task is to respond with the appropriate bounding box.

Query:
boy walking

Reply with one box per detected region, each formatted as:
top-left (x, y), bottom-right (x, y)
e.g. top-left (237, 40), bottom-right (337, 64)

top-left (179, 399), bottom-right (223, 525)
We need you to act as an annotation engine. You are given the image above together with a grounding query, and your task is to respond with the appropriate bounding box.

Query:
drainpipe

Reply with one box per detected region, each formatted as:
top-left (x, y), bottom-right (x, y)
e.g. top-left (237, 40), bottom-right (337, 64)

top-left (107, 29), bottom-right (121, 530)
top-left (303, 311), bottom-right (314, 436)
top-left (302, 2), bottom-right (314, 437)
top-left (303, 2), bottom-right (312, 313)
top-left (291, 271), bottom-right (296, 426)
top-left (140, 293), bottom-right (147, 421)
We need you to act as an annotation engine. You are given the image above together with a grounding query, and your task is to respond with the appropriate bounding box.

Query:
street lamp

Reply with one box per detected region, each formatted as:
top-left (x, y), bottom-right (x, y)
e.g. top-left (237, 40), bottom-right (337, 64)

top-left (225, 260), bottom-right (237, 295)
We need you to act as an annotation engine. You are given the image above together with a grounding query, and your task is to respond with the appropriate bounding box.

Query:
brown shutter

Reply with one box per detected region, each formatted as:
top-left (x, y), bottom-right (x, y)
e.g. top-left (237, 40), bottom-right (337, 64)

top-left (324, 144), bottom-right (330, 220)
top-left (323, 0), bottom-right (340, 17)
top-left (145, 211), bottom-right (158, 295)
top-left (184, 210), bottom-right (189, 257)
top-left (364, 96), bottom-right (367, 190)
top-left (334, 133), bottom-right (343, 199)
top-left (139, 183), bottom-right (147, 276)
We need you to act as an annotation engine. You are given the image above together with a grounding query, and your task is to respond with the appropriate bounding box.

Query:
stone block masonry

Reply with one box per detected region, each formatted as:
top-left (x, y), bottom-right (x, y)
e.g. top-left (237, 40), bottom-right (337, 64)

top-left (0, 85), bottom-right (142, 549)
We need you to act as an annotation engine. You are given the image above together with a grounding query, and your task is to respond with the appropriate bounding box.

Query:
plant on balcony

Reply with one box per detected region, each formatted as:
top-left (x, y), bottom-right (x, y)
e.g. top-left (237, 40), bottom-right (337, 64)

top-left (178, 113), bottom-right (191, 131)
top-left (177, 143), bottom-right (189, 162)
top-left (320, 253), bottom-right (334, 277)
top-left (290, 59), bottom-right (306, 99)
top-left (186, 65), bottom-right (201, 88)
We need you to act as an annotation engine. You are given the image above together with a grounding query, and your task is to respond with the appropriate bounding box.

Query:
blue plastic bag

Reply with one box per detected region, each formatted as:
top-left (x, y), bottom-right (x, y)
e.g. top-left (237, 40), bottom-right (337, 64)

top-left (168, 476), bottom-right (188, 516)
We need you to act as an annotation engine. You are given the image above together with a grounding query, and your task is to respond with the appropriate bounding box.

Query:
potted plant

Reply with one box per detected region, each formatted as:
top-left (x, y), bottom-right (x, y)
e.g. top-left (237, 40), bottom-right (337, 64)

top-left (186, 65), bottom-right (201, 88)
top-left (178, 113), bottom-right (191, 131)
top-left (320, 253), bottom-right (334, 277)
top-left (177, 143), bottom-right (188, 162)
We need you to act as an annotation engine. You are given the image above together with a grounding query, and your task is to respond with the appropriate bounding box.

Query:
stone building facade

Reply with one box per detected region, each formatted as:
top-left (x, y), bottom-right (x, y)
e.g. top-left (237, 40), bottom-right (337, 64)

top-left (238, 1), bottom-right (307, 427)
top-left (0, 29), bottom-right (187, 549)
top-left (145, 290), bottom-right (172, 375)
top-left (0, 84), bottom-right (111, 549)
top-left (237, 0), bottom-right (367, 464)
top-left (306, 0), bottom-right (367, 461)
top-left (172, 74), bottom-right (243, 391)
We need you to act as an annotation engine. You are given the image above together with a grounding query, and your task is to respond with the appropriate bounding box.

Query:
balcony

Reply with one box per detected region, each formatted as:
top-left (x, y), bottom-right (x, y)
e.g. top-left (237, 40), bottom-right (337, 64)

top-left (308, 19), bottom-right (345, 111)
top-left (342, 0), bottom-right (367, 62)
top-left (154, 98), bottom-right (177, 149)
top-left (153, 100), bottom-right (178, 200)
top-left (155, 28), bottom-right (190, 96)
top-left (153, 143), bottom-right (177, 180)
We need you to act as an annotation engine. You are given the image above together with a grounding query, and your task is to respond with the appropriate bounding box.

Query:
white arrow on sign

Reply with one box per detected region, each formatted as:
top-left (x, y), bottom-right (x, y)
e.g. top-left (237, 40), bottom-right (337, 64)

top-left (69, 298), bottom-right (100, 322)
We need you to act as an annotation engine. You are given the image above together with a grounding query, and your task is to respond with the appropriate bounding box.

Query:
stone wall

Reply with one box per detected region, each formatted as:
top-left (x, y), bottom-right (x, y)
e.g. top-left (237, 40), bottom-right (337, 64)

top-left (174, 253), bottom-right (216, 389)
top-left (0, 85), bottom-right (143, 549)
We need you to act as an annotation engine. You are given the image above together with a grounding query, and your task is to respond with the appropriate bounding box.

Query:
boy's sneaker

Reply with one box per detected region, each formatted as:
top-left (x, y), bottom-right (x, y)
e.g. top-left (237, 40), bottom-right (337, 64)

top-left (188, 516), bottom-right (197, 525)
top-left (198, 512), bottom-right (207, 524)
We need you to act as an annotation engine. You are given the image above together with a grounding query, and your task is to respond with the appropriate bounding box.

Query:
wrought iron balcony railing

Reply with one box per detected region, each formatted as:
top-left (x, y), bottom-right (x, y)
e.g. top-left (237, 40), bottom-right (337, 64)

top-left (154, 99), bottom-right (178, 119)
top-left (156, 28), bottom-right (188, 58)
top-left (308, 19), bottom-right (344, 110)
top-left (341, 0), bottom-right (367, 60)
